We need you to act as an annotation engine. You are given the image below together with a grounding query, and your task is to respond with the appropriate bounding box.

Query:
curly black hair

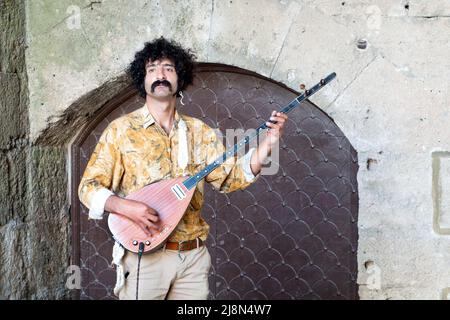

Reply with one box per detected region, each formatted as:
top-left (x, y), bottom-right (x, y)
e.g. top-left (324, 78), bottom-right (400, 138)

top-left (128, 37), bottom-right (196, 98)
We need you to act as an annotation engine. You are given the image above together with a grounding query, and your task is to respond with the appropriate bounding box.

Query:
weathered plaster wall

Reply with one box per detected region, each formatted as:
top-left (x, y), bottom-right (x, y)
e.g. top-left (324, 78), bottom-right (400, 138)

top-left (18, 0), bottom-right (450, 299)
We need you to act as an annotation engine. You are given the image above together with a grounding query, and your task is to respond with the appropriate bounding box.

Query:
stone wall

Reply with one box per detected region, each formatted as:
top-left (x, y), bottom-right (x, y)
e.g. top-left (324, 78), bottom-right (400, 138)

top-left (1, 0), bottom-right (71, 299)
top-left (0, 0), bottom-right (30, 299)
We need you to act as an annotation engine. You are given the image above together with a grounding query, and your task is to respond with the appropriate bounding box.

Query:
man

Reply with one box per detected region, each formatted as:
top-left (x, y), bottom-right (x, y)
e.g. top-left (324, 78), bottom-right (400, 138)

top-left (78, 37), bottom-right (288, 300)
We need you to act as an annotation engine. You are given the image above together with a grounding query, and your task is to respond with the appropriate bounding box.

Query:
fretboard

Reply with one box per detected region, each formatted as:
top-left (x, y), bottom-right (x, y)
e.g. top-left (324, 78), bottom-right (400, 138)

top-left (182, 72), bottom-right (336, 190)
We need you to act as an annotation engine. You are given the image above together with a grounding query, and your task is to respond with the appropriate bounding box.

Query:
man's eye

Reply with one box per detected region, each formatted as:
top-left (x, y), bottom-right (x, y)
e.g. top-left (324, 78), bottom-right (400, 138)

top-left (165, 66), bottom-right (174, 72)
top-left (147, 68), bottom-right (155, 72)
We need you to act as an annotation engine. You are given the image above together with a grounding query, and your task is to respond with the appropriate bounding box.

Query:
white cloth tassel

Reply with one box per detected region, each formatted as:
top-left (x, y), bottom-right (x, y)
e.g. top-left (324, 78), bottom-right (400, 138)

top-left (112, 242), bottom-right (125, 296)
top-left (178, 119), bottom-right (189, 171)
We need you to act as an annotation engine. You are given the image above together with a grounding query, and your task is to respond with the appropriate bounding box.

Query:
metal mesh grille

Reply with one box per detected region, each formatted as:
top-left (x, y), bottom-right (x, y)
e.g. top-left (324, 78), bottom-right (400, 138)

top-left (73, 65), bottom-right (359, 300)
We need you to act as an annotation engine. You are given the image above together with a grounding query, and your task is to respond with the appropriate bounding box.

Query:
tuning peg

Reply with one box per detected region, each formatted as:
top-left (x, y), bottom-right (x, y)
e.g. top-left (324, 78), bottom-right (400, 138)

top-left (320, 79), bottom-right (325, 85)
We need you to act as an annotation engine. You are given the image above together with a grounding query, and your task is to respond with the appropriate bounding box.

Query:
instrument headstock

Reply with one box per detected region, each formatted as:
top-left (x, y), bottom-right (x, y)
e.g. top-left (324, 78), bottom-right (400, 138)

top-left (298, 72), bottom-right (337, 98)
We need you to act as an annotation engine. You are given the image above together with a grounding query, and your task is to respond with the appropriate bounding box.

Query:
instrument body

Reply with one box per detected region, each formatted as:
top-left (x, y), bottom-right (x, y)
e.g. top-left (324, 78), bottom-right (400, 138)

top-left (108, 177), bottom-right (195, 253)
top-left (107, 73), bottom-right (337, 254)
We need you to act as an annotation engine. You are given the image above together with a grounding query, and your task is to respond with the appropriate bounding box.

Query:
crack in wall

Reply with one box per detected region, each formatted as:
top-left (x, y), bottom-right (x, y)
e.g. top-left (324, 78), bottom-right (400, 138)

top-left (327, 54), bottom-right (378, 108)
top-left (206, 0), bottom-right (215, 61)
top-left (80, 25), bottom-right (94, 48)
top-left (82, 1), bottom-right (102, 11)
top-left (413, 15), bottom-right (450, 19)
top-left (42, 1), bottom-right (102, 35)
top-left (269, 14), bottom-right (296, 78)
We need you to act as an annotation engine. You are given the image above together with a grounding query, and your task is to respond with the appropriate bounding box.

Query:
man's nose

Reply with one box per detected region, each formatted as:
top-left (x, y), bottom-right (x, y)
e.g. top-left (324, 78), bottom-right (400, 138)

top-left (155, 67), bottom-right (166, 80)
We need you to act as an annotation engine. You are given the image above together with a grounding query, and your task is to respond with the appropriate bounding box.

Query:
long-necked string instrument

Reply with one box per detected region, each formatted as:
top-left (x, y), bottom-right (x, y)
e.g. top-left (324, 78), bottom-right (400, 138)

top-left (108, 73), bottom-right (336, 254)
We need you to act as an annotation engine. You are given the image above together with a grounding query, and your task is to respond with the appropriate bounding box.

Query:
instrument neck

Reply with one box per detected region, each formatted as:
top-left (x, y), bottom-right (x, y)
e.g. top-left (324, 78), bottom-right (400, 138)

top-left (182, 72), bottom-right (336, 190)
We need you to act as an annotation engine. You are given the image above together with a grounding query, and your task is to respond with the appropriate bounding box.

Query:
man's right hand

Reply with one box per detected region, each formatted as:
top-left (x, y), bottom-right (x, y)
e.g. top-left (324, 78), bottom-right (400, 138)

top-left (105, 195), bottom-right (160, 236)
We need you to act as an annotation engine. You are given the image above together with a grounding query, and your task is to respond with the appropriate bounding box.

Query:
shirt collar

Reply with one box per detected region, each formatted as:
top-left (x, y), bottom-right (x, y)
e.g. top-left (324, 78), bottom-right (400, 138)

top-left (140, 103), bottom-right (182, 130)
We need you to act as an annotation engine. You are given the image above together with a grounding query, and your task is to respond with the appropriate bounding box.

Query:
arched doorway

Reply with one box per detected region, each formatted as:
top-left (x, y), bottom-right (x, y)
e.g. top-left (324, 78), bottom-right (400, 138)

top-left (71, 63), bottom-right (359, 300)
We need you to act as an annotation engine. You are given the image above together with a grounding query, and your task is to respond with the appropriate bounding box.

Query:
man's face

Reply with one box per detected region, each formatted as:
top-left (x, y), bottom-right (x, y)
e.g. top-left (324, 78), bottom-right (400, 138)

top-left (144, 58), bottom-right (178, 99)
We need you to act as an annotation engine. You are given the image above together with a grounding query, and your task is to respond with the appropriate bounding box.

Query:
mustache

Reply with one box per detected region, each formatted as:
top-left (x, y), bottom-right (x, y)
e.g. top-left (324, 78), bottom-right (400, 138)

top-left (151, 80), bottom-right (172, 92)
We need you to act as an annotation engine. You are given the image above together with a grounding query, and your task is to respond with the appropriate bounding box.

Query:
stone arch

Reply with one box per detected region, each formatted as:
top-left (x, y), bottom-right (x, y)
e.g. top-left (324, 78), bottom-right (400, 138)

top-left (69, 63), bottom-right (359, 300)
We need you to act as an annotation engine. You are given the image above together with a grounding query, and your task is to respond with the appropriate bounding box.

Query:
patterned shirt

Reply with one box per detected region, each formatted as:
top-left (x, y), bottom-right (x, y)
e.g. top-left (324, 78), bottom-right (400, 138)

top-left (78, 104), bottom-right (259, 242)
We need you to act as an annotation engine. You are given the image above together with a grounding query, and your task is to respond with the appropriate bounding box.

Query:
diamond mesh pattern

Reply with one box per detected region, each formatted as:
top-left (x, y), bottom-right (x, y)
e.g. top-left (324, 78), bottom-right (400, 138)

top-left (74, 65), bottom-right (359, 300)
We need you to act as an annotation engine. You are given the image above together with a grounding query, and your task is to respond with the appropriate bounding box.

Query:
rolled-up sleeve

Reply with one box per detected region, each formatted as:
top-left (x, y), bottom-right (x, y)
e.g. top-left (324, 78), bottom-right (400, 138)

top-left (78, 122), bottom-right (123, 219)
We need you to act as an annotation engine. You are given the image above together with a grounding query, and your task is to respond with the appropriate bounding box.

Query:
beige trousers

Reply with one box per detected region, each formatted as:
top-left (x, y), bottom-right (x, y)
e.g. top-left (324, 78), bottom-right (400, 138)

top-left (118, 245), bottom-right (211, 300)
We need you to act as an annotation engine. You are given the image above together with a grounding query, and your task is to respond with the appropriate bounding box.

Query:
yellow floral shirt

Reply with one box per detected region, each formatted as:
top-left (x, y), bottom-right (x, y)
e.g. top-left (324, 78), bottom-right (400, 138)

top-left (78, 104), bottom-right (258, 242)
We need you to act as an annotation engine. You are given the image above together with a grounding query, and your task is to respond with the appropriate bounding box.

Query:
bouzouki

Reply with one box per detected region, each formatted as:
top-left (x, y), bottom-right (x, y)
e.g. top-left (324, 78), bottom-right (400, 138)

top-left (108, 73), bottom-right (337, 254)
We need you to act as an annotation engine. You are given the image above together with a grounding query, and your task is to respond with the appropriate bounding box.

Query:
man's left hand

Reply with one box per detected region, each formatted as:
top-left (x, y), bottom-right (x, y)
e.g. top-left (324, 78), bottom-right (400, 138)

top-left (250, 110), bottom-right (288, 176)
top-left (265, 111), bottom-right (288, 146)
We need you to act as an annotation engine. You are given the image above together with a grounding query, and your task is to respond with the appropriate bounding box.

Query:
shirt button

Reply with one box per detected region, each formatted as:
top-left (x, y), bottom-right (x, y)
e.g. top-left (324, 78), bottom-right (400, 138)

top-left (167, 148), bottom-right (171, 152)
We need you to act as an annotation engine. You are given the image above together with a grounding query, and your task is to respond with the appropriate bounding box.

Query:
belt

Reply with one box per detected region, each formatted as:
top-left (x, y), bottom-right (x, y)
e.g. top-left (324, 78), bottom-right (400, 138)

top-left (164, 238), bottom-right (203, 251)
